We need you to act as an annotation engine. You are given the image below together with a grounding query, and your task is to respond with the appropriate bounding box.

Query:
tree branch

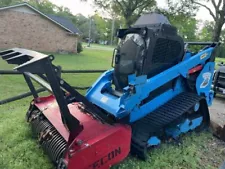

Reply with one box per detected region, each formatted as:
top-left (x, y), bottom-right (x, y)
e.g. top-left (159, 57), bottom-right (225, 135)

top-left (211, 0), bottom-right (217, 10)
top-left (136, 3), bottom-right (153, 16)
top-left (129, 0), bottom-right (139, 14)
top-left (120, 0), bottom-right (127, 9)
top-left (136, 0), bottom-right (154, 10)
top-left (114, 0), bottom-right (126, 16)
top-left (212, 0), bottom-right (220, 18)
top-left (217, 0), bottom-right (222, 8)
top-left (135, 1), bottom-right (145, 9)
top-left (222, 0), bottom-right (225, 21)
top-left (134, 0), bottom-right (138, 7)
top-left (193, 1), bottom-right (216, 20)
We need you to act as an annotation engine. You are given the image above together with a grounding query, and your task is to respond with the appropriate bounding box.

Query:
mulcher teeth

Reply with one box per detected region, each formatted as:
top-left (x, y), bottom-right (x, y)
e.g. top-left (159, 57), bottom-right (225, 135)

top-left (29, 110), bottom-right (67, 165)
top-left (0, 48), bottom-right (49, 73)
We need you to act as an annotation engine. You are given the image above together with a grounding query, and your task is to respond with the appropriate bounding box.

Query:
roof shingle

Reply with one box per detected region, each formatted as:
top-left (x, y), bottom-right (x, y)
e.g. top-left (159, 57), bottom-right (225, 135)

top-left (46, 14), bottom-right (81, 34)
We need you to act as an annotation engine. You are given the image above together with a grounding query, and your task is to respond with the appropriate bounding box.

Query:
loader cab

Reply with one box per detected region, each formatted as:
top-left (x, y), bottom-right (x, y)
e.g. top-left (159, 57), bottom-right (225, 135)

top-left (112, 13), bottom-right (184, 91)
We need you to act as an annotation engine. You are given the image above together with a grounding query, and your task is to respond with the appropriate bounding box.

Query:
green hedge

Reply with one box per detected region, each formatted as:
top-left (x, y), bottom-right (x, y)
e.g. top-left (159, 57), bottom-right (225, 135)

top-left (77, 41), bottom-right (83, 53)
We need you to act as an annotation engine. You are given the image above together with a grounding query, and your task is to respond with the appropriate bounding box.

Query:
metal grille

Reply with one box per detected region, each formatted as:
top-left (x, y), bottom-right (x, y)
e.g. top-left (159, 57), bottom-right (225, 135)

top-left (152, 38), bottom-right (182, 63)
top-left (218, 72), bottom-right (225, 88)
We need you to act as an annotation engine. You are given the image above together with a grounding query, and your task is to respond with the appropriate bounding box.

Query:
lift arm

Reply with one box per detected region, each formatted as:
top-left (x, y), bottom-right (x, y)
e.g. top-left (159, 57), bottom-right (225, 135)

top-left (0, 48), bottom-right (108, 136)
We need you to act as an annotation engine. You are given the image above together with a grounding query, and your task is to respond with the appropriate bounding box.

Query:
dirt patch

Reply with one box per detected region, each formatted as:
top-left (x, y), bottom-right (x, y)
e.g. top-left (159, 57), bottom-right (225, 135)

top-left (209, 96), bottom-right (225, 140)
top-left (199, 135), bottom-right (225, 168)
top-left (207, 95), bottom-right (225, 168)
top-left (209, 96), bottom-right (225, 127)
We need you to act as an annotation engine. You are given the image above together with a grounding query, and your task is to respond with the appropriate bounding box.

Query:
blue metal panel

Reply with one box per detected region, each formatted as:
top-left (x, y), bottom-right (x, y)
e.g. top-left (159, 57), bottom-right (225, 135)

top-left (183, 51), bottom-right (192, 61)
top-left (86, 70), bottom-right (125, 117)
top-left (165, 117), bottom-right (203, 138)
top-left (86, 48), bottom-right (214, 121)
top-left (147, 136), bottom-right (161, 146)
top-left (130, 78), bottom-right (184, 122)
top-left (147, 116), bottom-right (203, 146)
top-left (196, 62), bottom-right (215, 106)
top-left (194, 102), bottom-right (200, 112)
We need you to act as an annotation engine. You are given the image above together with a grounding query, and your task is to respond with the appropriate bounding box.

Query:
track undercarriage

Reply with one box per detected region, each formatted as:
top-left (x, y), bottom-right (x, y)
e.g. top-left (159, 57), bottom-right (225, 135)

top-left (131, 92), bottom-right (210, 159)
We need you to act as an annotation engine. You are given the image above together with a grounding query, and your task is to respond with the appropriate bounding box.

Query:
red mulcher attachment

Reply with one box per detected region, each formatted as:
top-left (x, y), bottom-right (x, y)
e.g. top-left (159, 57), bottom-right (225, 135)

top-left (0, 49), bottom-right (131, 169)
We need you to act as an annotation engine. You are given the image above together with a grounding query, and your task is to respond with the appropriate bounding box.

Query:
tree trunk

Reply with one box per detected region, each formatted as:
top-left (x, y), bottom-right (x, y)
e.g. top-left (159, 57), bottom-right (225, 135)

top-left (213, 20), bottom-right (224, 42)
top-left (125, 16), bottom-right (140, 27)
top-left (124, 16), bottom-right (132, 27)
top-left (125, 20), bottom-right (131, 27)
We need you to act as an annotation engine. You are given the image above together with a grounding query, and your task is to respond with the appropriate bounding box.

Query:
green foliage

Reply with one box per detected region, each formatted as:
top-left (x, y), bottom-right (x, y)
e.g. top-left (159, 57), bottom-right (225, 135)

top-left (34, 0), bottom-right (58, 14)
top-left (169, 14), bottom-right (198, 41)
top-left (0, 0), bottom-right (31, 7)
top-left (94, 0), bottom-right (156, 26)
top-left (55, 6), bottom-right (74, 17)
top-left (77, 41), bottom-right (83, 53)
top-left (198, 21), bottom-right (214, 41)
top-left (191, 0), bottom-right (225, 42)
top-left (73, 14), bottom-right (90, 38)
top-left (157, 1), bottom-right (199, 42)
top-left (92, 14), bottom-right (111, 41)
top-left (198, 21), bottom-right (225, 58)
top-left (0, 0), bottom-right (14, 6)
top-left (166, 0), bottom-right (198, 17)
top-left (215, 46), bottom-right (225, 58)
top-left (0, 0), bottom-right (74, 17)
top-left (73, 14), bottom-right (121, 44)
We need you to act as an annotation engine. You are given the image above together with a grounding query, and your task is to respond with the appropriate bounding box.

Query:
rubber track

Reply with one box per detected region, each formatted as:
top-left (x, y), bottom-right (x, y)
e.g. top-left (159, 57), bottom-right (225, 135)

top-left (131, 92), bottom-right (203, 159)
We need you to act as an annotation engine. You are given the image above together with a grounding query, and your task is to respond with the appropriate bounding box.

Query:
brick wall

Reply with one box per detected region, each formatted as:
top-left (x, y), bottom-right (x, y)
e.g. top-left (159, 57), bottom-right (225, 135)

top-left (0, 9), bottom-right (77, 53)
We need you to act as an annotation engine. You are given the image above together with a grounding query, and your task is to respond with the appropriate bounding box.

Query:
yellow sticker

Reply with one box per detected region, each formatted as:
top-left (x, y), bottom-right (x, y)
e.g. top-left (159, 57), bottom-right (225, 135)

top-left (200, 53), bottom-right (208, 60)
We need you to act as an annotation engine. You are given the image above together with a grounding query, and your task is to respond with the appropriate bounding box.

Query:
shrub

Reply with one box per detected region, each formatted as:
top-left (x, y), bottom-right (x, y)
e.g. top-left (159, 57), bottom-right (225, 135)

top-left (77, 41), bottom-right (83, 53)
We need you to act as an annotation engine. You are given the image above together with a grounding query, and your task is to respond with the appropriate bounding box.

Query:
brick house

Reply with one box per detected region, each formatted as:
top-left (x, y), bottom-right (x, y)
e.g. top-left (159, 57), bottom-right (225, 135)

top-left (0, 3), bottom-right (80, 53)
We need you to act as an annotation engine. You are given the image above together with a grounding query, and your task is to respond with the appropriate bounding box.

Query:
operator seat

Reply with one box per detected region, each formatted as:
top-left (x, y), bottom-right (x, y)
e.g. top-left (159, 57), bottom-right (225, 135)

top-left (113, 13), bottom-right (184, 91)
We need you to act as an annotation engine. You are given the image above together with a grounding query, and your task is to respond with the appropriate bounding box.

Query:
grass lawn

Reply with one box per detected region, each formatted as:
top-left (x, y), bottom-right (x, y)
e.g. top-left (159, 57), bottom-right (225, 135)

top-left (83, 42), bottom-right (116, 49)
top-left (0, 48), bottom-right (225, 169)
top-left (216, 58), bottom-right (225, 64)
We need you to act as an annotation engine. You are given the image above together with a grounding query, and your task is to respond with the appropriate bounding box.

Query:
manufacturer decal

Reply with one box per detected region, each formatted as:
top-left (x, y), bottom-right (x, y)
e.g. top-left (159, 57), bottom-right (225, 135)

top-left (200, 53), bottom-right (208, 60)
top-left (90, 147), bottom-right (121, 169)
top-left (200, 72), bottom-right (212, 88)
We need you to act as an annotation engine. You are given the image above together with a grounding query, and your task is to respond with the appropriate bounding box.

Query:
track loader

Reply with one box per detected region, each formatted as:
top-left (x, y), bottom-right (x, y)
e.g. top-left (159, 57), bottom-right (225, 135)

top-left (0, 13), bottom-right (220, 169)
